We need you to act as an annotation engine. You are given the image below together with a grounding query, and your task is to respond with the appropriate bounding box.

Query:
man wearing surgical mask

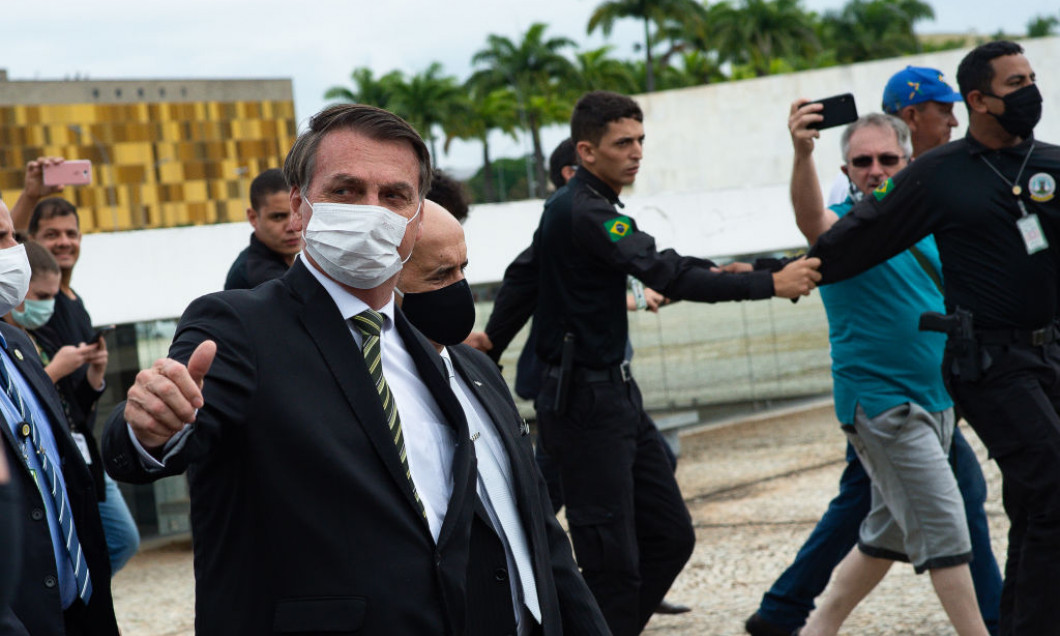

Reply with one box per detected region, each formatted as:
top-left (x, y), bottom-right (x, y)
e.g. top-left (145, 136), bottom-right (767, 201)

top-left (395, 200), bottom-right (607, 635)
top-left (103, 104), bottom-right (604, 635)
top-left (0, 200), bottom-right (119, 634)
top-left (808, 41), bottom-right (1060, 634)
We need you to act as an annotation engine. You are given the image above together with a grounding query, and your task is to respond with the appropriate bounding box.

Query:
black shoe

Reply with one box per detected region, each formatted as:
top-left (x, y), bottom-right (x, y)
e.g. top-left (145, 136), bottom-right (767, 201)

top-left (655, 599), bottom-right (692, 615)
top-left (745, 612), bottom-right (793, 636)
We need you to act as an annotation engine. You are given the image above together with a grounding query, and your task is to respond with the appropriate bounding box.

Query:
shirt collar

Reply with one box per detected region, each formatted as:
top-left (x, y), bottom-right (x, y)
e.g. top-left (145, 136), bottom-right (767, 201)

top-left (573, 167), bottom-right (624, 208)
top-left (964, 130), bottom-right (1037, 156)
top-left (299, 253), bottom-right (396, 326)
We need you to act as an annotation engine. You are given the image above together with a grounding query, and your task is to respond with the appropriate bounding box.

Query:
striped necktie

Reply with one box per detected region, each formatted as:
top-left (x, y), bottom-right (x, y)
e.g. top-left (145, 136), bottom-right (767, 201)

top-left (0, 351), bottom-right (93, 602)
top-left (351, 309), bottom-right (426, 518)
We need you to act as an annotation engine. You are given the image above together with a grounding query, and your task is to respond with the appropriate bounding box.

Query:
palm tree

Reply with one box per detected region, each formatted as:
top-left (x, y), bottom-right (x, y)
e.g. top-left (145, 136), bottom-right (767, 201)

top-left (668, 50), bottom-right (728, 87)
top-left (471, 23), bottom-right (576, 197)
top-left (571, 46), bottom-right (639, 95)
top-left (586, 0), bottom-right (708, 93)
top-left (1027, 12), bottom-right (1059, 37)
top-left (819, 0), bottom-right (935, 63)
top-left (655, 1), bottom-right (739, 85)
top-left (444, 87), bottom-right (521, 203)
top-left (721, 0), bottom-right (820, 77)
top-left (323, 67), bottom-right (403, 109)
top-left (387, 63), bottom-right (463, 160)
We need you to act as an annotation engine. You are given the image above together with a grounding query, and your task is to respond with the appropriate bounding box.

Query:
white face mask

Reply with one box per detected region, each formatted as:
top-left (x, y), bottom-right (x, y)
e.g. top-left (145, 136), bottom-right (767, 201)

top-left (302, 201), bottom-right (421, 290)
top-left (0, 243), bottom-right (30, 317)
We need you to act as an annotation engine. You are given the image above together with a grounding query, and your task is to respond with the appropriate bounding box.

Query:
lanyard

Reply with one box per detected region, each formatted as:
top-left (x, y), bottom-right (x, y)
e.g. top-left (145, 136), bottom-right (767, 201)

top-left (980, 141), bottom-right (1036, 217)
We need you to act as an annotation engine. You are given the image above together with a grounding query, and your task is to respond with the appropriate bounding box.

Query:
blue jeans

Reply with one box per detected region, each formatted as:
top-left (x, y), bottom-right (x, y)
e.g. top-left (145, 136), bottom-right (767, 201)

top-left (756, 426), bottom-right (1001, 635)
top-left (99, 473), bottom-right (140, 574)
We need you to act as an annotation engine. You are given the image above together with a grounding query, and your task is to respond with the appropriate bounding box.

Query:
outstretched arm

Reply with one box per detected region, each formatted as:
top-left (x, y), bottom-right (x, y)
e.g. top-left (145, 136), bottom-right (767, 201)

top-left (482, 243), bottom-right (539, 362)
top-left (10, 157), bottom-right (66, 230)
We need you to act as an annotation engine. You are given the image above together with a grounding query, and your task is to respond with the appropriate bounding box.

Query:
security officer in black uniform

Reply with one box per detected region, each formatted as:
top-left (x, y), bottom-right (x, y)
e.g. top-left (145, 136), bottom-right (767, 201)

top-left (532, 90), bottom-right (822, 636)
top-left (808, 41), bottom-right (1060, 635)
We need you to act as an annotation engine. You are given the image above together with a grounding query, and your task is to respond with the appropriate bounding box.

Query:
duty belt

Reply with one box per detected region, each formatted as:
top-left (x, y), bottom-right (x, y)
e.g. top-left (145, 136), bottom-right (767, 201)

top-left (975, 323), bottom-right (1060, 347)
top-left (548, 360), bottom-right (632, 383)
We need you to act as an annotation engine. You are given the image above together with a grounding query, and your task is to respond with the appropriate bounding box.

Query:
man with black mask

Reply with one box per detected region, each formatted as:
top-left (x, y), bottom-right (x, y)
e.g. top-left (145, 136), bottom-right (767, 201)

top-left (807, 41), bottom-right (1060, 634)
top-left (395, 199), bottom-right (608, 636)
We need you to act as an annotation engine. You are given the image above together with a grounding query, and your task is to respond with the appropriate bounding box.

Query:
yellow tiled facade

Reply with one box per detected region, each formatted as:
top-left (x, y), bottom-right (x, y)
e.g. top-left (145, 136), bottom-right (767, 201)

top-left (0, 79), bottom-right (296, 232)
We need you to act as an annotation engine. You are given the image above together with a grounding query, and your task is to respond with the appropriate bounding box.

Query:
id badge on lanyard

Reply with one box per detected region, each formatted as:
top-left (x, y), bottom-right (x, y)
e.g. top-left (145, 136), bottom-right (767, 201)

top-left (1016, 200), bottom-right (1049, 255)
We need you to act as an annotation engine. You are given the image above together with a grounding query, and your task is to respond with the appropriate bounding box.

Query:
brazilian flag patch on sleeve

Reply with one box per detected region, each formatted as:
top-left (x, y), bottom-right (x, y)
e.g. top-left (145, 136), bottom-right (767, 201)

top-left (873, 178), bottom-right (894, 201)
top-left (603, 215), bottom-right (633, 242)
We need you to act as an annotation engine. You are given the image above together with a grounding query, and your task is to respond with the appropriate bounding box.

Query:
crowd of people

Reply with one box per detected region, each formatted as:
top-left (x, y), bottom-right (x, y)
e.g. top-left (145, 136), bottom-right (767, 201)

top-left (0, 39), bottom-right (1056, 636)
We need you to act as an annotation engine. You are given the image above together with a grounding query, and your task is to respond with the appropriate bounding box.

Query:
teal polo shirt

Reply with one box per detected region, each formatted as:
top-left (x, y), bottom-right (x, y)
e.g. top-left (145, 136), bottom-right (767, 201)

top-left (819, 199), bottom-right (952, 425)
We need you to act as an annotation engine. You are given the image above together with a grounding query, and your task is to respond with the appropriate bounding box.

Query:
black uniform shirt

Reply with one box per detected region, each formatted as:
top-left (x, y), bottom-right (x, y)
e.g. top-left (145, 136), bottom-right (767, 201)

top-left (485, 243), bottom-right (542, 363)
top-left (533, 167), bottom-right (775, 368)
top-left (810, 134), bottom-right (1060, 329)
top-left (224, 233), bottom-right (290, 291)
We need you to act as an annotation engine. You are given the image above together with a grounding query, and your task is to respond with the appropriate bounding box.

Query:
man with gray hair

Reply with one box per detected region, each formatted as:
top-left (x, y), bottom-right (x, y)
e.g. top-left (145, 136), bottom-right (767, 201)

top-left (779, 107), bottom-right (988, 636)
top-left (749, 67), bottom-right (1000, 636)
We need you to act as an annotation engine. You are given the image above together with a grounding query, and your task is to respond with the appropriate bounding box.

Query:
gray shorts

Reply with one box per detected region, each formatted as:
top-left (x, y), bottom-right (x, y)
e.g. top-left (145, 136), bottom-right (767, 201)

top-left (845, 402), bottom-right (971, 572)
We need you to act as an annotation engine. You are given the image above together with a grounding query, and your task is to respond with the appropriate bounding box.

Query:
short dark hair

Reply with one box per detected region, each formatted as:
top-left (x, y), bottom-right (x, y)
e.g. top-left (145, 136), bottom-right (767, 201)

top-left (283, 103), bottom-right (431, 197)
top-left (571, 91), bottom-right (643, 146)
top-left (28, 198), bottom-right (79, 237)
top-left (249, 168), bottom-right (289, 211)
top-left (957, 40), bottom-right (1024, 102)
top-left (548, 138), bottom-right (577, 189)
top-left (426, 170), bottom-right (470, 222)
top-left (24, 240), bottom-right (60, 279)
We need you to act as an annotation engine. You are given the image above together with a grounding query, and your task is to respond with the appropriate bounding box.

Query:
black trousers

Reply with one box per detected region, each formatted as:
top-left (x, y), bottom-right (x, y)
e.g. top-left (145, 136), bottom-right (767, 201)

top-left (537, 374), bottom-right (694, 636)
top-left (946, 341), bottom-right (1060, 636)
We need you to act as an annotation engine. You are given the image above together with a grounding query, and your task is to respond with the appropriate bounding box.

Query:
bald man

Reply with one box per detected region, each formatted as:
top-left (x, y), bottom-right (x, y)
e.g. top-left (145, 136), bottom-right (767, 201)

top-left (395, 201), bottom-right (608, 636)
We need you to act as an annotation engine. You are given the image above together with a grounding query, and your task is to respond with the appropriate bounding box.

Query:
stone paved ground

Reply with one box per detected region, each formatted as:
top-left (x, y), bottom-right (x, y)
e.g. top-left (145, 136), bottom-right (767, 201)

top-left (111, 403), bottom-right (1006, 635)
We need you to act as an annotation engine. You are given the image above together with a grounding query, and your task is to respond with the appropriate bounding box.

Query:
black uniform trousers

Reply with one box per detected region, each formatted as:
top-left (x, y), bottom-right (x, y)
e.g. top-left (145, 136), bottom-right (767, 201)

top-left (536, 371), bottom-right (694, 636)
top-left (945, 341), bottom-right (1060, 636)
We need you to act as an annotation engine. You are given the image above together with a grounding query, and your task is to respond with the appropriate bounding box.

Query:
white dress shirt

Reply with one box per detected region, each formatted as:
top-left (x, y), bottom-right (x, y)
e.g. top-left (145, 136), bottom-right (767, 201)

top-left (297, 256), bottom-right (457, 541)
top-left (440, 347), bottom-right (540, 633)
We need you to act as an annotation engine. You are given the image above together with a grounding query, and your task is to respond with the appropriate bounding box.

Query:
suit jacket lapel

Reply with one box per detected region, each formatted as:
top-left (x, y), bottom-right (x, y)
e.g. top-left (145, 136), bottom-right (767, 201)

top-left (7, 342), bottom-right (68, 434)
top-left (0, 406), bottom-right (31, 477)
top-left (448, 348), bottom-right (537, 531)
top-left (0, 327), bottom-right (83, 479)
top-left (288, 262), bottom-right (429, 526)
top-left (394, 309), bottom-right (475, 547)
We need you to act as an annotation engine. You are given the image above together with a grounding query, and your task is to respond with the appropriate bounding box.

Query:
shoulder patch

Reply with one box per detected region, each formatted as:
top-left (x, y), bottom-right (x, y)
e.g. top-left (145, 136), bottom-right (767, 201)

top-left (603, 215), bottom-right (633, 243)
top-left (873, 178), bottom-right (894, 201)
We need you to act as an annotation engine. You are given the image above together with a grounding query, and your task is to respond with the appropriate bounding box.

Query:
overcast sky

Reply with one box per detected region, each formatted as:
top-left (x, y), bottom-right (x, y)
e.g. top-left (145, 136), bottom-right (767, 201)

top-left (2, 0), bottom-right (1055, 173)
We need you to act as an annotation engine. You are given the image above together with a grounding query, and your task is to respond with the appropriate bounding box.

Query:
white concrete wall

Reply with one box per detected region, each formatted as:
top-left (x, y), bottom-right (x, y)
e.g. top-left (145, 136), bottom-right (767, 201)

top-left (632, 36), bottom-right (1060, 196)
top-left (73, 37), bottom-right (1060, 326)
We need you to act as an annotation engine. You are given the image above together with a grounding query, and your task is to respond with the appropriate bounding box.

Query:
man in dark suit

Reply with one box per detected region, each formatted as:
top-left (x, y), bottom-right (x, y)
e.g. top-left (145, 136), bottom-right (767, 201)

top-left (0, 200), bottom-right (118, 635)
top-left (396, 199), bottom-right (609, 635)
top-left (102, 104), bottom-right (598, 635)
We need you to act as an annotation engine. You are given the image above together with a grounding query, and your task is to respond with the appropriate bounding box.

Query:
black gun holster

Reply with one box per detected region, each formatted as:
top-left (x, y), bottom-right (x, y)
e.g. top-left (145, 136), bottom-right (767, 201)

top-left (919, 308), bottom-right (990, 382)
top-left (553, 333), bottom-right (575, 414)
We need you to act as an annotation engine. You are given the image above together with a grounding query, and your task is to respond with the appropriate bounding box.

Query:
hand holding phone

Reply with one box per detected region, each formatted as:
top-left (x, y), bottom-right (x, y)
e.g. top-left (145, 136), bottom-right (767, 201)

top-left (43, 160), bottom-right (92, 187)
top-left (91, 325), bottom-right (115, 344)
top-left (806, 93), bottom-right (858, 130)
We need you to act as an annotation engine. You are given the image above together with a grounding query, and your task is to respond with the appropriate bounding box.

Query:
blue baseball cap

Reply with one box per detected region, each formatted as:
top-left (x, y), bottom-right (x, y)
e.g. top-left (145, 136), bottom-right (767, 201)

top-left (881, 66), bottom-right (962, 114)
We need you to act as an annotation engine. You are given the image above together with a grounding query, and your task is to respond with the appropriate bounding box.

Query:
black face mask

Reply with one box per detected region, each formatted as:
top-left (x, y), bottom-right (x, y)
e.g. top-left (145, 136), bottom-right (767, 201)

top-left (984, 83), bottom-right (1043, 139)
top-left (399, 279), bottom-right (476, 346)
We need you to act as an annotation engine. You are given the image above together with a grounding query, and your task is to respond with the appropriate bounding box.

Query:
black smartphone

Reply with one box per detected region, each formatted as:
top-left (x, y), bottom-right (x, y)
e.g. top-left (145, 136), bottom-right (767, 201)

top-left (91, 325), bottom-right (115, 343)
top-left (807, 93), bottom-right (858, 130)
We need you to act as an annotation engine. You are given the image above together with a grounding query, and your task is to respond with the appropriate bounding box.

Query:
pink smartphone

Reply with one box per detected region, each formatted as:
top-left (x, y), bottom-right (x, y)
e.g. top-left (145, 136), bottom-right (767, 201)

top-left (43, 160), bottom-right (92, 186)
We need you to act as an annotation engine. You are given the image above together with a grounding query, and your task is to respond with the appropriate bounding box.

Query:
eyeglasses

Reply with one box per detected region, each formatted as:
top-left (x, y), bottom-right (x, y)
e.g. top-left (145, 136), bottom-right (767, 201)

top-left (849, 153), bottom-right (904, 168)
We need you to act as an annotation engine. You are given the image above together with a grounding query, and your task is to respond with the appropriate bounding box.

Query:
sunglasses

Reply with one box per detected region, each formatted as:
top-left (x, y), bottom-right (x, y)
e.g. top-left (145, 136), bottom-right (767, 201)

top-left (850, 153), bottom-right (903, 168)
